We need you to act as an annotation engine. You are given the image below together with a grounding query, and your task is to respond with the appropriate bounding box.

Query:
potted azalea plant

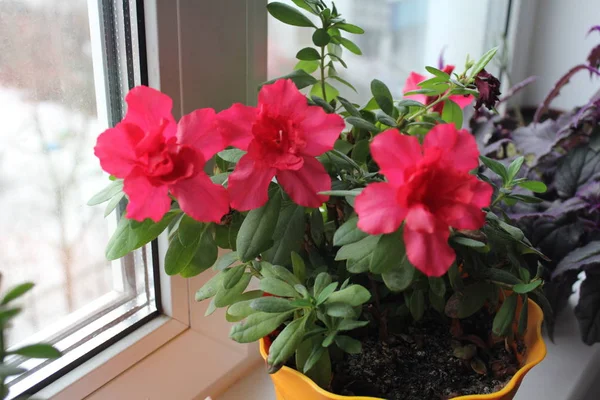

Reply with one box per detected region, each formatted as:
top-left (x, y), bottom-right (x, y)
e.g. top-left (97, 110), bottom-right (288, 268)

top-left (473, 26), bottom-right (600, 345)
top-left (91, 1), bottom-right (549, 399)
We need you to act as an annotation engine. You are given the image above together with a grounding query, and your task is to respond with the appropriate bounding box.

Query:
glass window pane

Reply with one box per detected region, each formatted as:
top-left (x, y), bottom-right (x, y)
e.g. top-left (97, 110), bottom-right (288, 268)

top-left (268, 0), bottom-right (509, 105)
top-left (0, 0), bottom-right (156, 395)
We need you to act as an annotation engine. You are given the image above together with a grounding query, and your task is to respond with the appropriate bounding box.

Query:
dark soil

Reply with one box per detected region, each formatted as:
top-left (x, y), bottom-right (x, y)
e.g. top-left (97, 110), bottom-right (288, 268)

top-left (329, 311), bottom-right (521, 400)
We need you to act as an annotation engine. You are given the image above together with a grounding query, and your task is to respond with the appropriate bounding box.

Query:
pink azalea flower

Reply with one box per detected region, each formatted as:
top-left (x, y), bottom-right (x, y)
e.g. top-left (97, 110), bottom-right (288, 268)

top-left (94, 85), bottom-right (229, 223)
top-left (354, 124), bottom-right (493, 277)
top-left (219, 79), bottom-right (345, 211)
top-left (403, 65), bottom-right (473, 114)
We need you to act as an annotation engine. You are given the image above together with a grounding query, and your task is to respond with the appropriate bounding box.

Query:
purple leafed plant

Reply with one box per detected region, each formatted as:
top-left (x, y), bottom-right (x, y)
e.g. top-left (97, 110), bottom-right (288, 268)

top-left (471, 27), bottom-right (600, 345)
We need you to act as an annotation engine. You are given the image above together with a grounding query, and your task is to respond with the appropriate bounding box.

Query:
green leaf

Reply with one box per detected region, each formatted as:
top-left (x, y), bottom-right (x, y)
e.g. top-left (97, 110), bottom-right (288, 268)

top-left (468, 47), bottom-right (499, 81)
top-left (260, 277), bottom-right (298, 298)
top-left (404, 88), bottom-right (442, 96)
top-left (195, 272), bottom-right (225, 302)
top-left (296, 47), bottom-right (321, 61)
top-left (260, 262), bottom-right (301, 286)
top-left (262, 202), bottom-right (305, 266)
top-left (410, 290), bottom-right (425, 321)
top-left (507, 156), bottom-right (525, 182)
top-left (517, 180), bottom-right (548, 193)
top-left (316, 282), bottom-right (338, 305)
top-left (266, 2), bottom-right (316, 27)
top-left (106, 211), bottom-right (180, 260)
top-left (429, 290), bottom-right (446, 313)
top-left (480, 155), bottom-right (509, 184)
top-left (214, 251), bottom-right (239, 271)
top-left (329, 75), bottom-right (357, 93)
top-left (104, 191), bottom-right (124, 217)
top-left (505, 194), bottom-right (544, 204)
top-left (336, 235), bottom-right (379, 273)
top-left (236, 190), bottom-right (281, 262)
top-left (312, 29), bottom-right (330, 46)
top-left (325, 302), bottom-right (357, 318)
top-left (1, 283), bottom-right (34, 305)
top-left (294, 59), bottom-right (320, 74)
top-left (313, 272), bottom-right (332, 297)
top-left (452, 237), bottom-right (487, 248)
top-left (377, 113), bottom-right (397, 127)
top-left (325, 285), bottom-right (370, 306)
top-left (370, 230), bottom-right (405, 274)
top-left (291, 252), bottom-right (307, 283)
top-left (0, 364), bottom-right (26, 378)
top-left (264, 69), bottom-right (318, 89)
top-left (0, 307), bottom-right (21, 325)
top-left (396, 99), bottom-right (426, 109)
top-left (334, 335), bottom-right (361, 354)
top-left (87, 179), bottom-right (123, 206)
top-left (291, 0), bottom-right (318, 14)
top-left (251, 297), bottom-right (299, 313)
top-left (338, 319), bottom-right (369, 331)
top-left (226, 291), bottom-right (264, 321)
top-left (493, 294), bottom-right (518, 336)
top-left (230, 311), bottom-right (294, 343)
top-left (303, 344), bottom-right (325, 374)
top-left (9, 344), bottom-right (61, 359)
top-left (351, 140), bottom-right (370, 165)
top-left (165, 219), bottom-right (216, 277)
top-left (268, 317), bottom-right (307, 372)
top-left (335, 23), bottom-right (364, 34)
top-left (217, 149), bottom-right (246, 164)
top-left (223, 265), bottom-right (246, 289)
top-left (425, 66), bottom-right (450, 80)
top-left (382, 257), bottom-right (415, 292)
top-left (513, 280), bottom-right (542, 294)
top-left (456, 283), bottom-right (495, 318)
top-left (310, 209), bottom-right (324, 246)
top-left (442, 99), bottom-right (463, 129)
top-left (333, 216), bottom-right (368, 246)
top-left (482, 268), bottom-right (522, 286)
top-left (428, 277), bottom-right (446, 298)
top-left (345, 116), bottom-right (380, 133)
top-left (214, 273), bottom-right (252, 307)
top-left (338, 37), bottom-right (362, 55)
top-left (518, 294), bottom-right (529, 336)
top-left (371, 79), bottom-right (394, 115)
top-left (448, 262), bottom-right (463, 290)
top-left (337, 96), bottom-right (361, 117)
top-left (319, 189), bottom-right (363, 197)
top-left (310, 82), bottom-right (339, 100)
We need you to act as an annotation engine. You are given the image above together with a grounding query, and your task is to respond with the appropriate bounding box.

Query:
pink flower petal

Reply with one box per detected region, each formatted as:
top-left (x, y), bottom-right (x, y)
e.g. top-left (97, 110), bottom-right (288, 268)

top-left (258, 79), bottom-right (308, 119)
top-left (277, 156), bottom-right (330, 208)
top-left (424, 124), bottom-right (480, 172)
top-left (171, 172), bottom-right (230, 223)
top-left (298, 107), bottom-right (345, 156)
top-left (402, 72), bottom-right (428, 105)
top-left (123, 169), bottom-right (171, 222)
top-left (124, 86), bottom-right (177, 138)
top-left (370, 129), bottom-right (422, 186)
top-left (94, 123), bottom-right (143, 178)
top-left (404, 223), bottom-right (455, 277)
top-left (450, 94), bottom-right (474, 109)
top-left (177, 108), bottom-right (224, 160)
top-left (218, 103), bottom-right (258, 151)
top-left (405, 205), bottom-right (437, 234)
top-left (438, 203), bottom-right (486, 230)
top-left (228, 154), bottom-right (276, 211)
top-left (355, 182), bottom-right (407, 235)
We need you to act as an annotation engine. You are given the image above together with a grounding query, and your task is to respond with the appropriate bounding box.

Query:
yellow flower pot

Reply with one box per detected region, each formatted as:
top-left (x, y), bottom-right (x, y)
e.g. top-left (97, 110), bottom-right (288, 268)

top-left (259, 299), bottom-right (546, 400)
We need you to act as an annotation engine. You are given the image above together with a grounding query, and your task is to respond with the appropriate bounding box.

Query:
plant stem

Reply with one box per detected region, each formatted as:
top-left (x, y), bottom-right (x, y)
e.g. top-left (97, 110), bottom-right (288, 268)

top-left (320, 45), bottom-right (327, 103)
top-left (406, 90), bottom-right (453, 122)
top-left (368, 275), bottom-right (389, 342)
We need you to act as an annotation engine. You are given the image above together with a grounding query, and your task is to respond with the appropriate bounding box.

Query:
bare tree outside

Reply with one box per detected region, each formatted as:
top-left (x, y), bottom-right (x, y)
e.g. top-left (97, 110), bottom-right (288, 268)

top-left (0, 0), bottom-right (113, 345)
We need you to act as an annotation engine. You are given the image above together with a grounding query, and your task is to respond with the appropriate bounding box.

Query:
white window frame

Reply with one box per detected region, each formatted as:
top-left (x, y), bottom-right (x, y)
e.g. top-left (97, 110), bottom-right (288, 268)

top-left (35, 1), bottom-right (267, 399)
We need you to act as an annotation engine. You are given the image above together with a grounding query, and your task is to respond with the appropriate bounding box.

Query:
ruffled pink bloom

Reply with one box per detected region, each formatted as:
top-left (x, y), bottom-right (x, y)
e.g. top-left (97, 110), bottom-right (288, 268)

top-left (94, 85), bottom-right (229, 223)
top-left (355, 124), bottom-right (493, 277)
top-left (403, 65), bottom-right (474, 114)
top-left (219, 79), bottom-right (345, 211)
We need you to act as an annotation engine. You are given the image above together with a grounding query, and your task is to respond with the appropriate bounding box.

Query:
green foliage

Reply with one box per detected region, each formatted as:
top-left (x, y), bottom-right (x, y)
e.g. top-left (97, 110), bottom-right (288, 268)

top-left (0, 283), bottom-right (61, 398)
top-left (236, 189), bottom-right (281, 262)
